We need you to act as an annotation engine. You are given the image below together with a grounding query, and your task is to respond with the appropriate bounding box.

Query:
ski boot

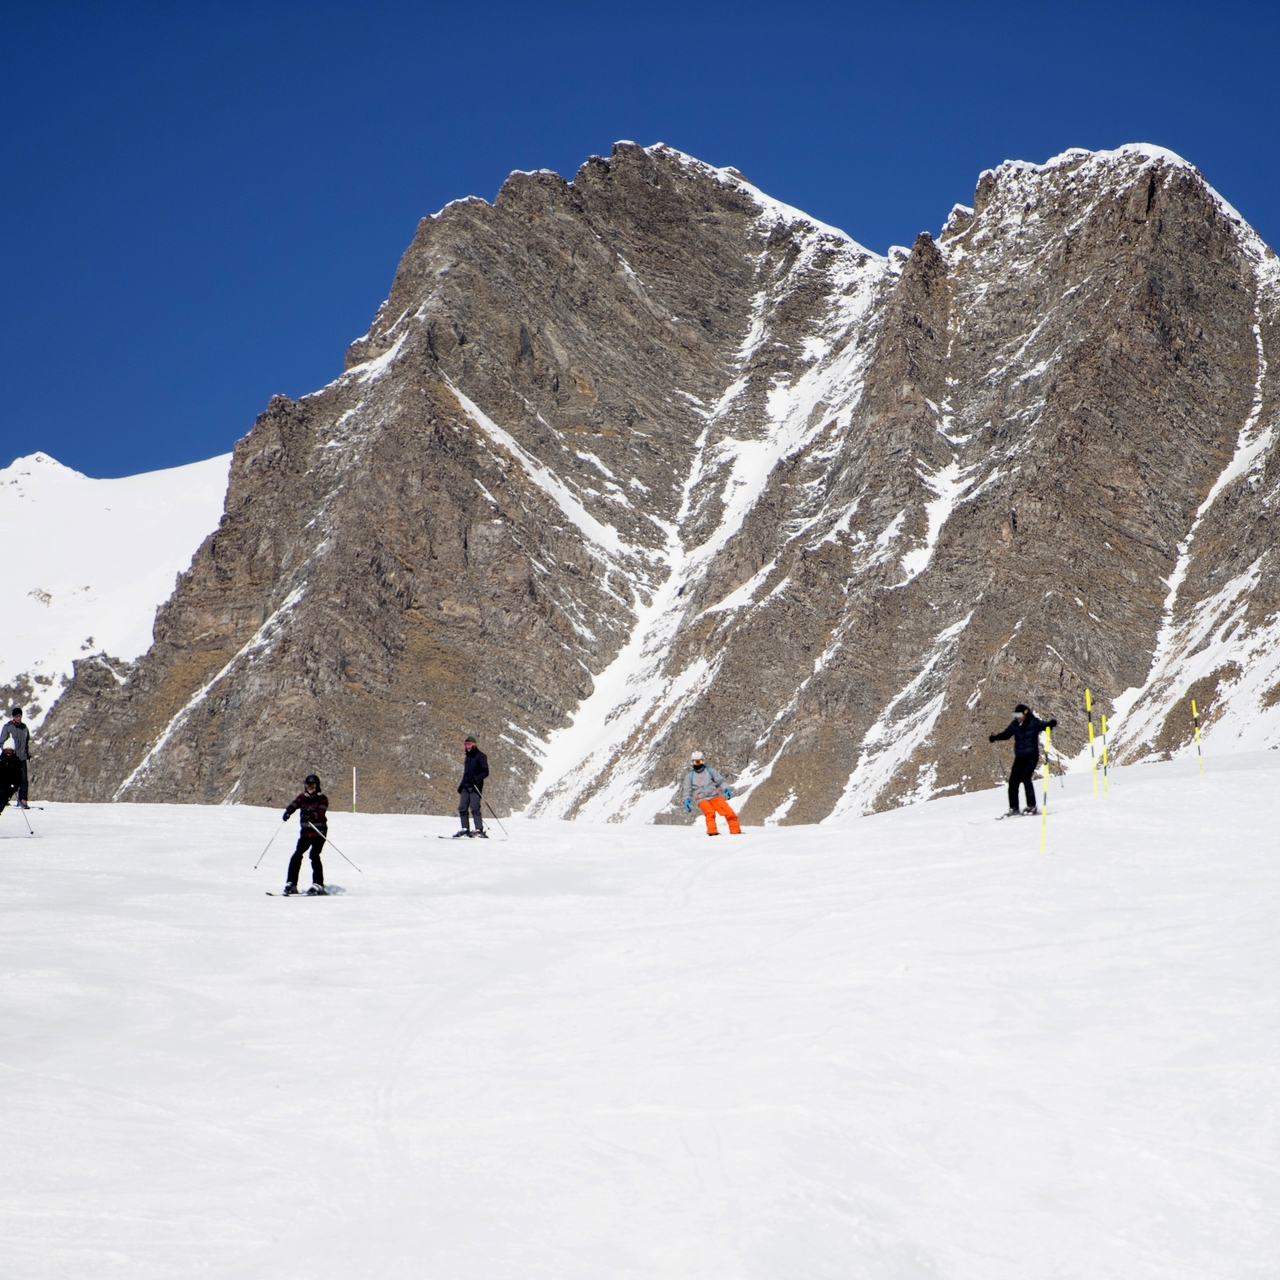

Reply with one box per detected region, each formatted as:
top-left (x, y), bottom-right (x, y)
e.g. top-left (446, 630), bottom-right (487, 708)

top-left (1022, 806), bottom-right (1040, 816)
top-left (452, 829), bottom-right (472, 839)
top-left (282, 882), bottom-right (299, 896)
top-left (307, 884), bottom-right (328, 896)
top-left (473, 830), bottom-right (488, 839)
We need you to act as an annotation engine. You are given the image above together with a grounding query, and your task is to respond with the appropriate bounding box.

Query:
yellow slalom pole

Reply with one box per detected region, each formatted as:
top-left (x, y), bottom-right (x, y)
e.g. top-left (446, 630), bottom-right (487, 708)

top-left (1191, 699), bottom-right (1204, 775)
top-left (1100, 714), bottom-right (1109, 797)
top-left (353, 766), bottom-right (358, 813)
top-left (1040, 727), bottom-right (1051, 853)
top-left (1085, 687), bottom-right (1098, 797)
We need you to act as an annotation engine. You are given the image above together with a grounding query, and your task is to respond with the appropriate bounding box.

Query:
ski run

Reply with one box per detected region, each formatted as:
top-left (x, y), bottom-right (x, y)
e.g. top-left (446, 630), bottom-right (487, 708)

top-left (2, 751), bottom-right (1276, 1278)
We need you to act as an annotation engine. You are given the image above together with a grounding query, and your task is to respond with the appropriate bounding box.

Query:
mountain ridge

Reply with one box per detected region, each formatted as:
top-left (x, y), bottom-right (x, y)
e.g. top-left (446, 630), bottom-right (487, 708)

top-left (33, 141), bottom-right (1280, 819)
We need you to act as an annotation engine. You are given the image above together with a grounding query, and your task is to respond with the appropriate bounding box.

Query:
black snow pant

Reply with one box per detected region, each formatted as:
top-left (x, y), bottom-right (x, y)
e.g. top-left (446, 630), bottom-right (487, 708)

top-left (1008, 753), bottom-right (1039, 812)
top-left (287, 832), bottom-right (325, 886)
top-left (458, 787), bottom-right (484, 833)
top-left (16, 760), bottom-right (27, 804)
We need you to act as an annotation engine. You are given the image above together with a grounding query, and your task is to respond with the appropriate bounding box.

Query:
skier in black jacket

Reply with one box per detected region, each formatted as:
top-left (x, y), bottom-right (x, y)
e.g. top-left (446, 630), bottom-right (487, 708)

top-left (282, 774), bottom-right (328, 894)
top-left (989, 704), bottom-right (1058, 815)
top-left (455, 736), bottom-right (489, 838)
top-left (0, 740), bottom-right (23, 815)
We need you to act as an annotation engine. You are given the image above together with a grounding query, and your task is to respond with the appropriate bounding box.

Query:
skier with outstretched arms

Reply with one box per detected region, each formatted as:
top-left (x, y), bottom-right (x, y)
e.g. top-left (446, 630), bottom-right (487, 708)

top-left (683, 750), bottom-right (741, 835)
top-left (989, 704), bottom-right (1057, 816)
top-left (281, 774), bottom-right (328, 894)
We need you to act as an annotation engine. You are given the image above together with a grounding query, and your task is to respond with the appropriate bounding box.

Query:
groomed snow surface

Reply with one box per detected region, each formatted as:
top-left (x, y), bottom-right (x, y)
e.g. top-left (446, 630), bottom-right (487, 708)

top-left (2, 755), bottom-right (1276, 1279)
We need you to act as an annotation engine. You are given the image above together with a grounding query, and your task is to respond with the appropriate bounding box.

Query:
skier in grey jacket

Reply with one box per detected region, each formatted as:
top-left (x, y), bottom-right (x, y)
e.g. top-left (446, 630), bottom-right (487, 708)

top-left (0, 708), bottom-right (31, 807)
top-left (682, 750), bottom-right (741, 835)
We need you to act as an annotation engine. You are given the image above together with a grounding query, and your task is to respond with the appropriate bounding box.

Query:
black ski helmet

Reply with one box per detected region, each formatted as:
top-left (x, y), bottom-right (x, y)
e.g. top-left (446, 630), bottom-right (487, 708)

top-left (304, 773), bottom-right (321, 789)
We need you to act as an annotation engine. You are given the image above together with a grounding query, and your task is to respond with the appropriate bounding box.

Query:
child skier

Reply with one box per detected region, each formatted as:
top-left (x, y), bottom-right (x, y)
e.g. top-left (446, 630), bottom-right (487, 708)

top-left (0, 739), bottom-right (23, 815)
top-left (989, 704), bottom-right (1058, 816)
top-left (682, 750), bottom-right (741, 835)
top-left (282, 774), bottom-right (328, 894)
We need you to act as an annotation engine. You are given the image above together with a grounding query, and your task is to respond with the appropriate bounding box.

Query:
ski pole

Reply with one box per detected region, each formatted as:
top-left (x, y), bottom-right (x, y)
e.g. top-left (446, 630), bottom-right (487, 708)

top-left (253, 824), bottom-right (283, 869)
top-left (482, 796), bottom-right (509, 839)
top-left (2, 803), bottom-right (36, 835)
top-left (306, 821), bottom-right (363, 873)
top-left (1046, 738), bottom-right (1066, 790)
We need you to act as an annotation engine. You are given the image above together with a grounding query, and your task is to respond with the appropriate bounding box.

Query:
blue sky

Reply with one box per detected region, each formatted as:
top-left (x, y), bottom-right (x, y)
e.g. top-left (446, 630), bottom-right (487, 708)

top-left (4, 1), bottom-right (1279, 477)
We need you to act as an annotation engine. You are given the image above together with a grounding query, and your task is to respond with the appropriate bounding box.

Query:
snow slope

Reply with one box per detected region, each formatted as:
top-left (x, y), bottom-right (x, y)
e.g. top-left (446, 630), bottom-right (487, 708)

top-left (0, 452), bottom-right (231, 724)
top-left (1, 754), bottom-right (1275, 1278)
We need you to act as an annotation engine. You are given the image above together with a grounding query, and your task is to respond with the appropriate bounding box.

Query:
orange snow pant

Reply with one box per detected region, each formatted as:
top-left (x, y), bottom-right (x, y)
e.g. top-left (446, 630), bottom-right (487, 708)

top-left (697, 796), bottom-right (741, 835)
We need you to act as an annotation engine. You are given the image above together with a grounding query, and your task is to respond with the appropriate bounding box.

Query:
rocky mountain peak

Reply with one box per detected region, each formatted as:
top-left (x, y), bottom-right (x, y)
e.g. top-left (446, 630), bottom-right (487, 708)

top-left (36, 143), bottom-right (1280, 820)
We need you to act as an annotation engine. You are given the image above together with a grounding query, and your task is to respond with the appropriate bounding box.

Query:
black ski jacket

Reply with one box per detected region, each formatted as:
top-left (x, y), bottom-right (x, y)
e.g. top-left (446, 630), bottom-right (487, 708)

top-left (0, 751), bottom-right (21, 800)
top-left (991, 714), bottom-right (1056, 757)
top-left (458, 746), bottom-right (489, 794)
top-left (283, 791), bottom-right (329, 831)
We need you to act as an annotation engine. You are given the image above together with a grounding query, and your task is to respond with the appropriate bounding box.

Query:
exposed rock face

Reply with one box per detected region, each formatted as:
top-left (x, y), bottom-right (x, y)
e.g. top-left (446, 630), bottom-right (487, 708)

top-left (37, 143), bottom-right (1280, 819)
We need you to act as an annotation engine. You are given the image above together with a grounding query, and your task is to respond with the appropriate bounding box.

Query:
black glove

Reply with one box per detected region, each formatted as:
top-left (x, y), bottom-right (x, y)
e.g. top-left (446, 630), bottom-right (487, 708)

top-left (282, 810), bottom-right (289, 821)
top-left (457, 784), bottom-right (464, 794)
top-left (988, 734), bottom-right (996, 743)
top-left (1048, 718), bottom-right (1058, 729)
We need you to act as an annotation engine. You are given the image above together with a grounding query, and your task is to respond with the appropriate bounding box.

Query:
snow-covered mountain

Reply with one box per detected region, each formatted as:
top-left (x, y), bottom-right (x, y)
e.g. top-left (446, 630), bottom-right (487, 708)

top-left (33, 142), bottom-right (1280, 816)
top-left (1, 452), bottom-right (231, 728)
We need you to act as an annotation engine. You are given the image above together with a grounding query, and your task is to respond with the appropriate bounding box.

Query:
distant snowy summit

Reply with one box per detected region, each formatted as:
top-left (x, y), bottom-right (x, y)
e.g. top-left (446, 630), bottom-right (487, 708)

top-left (0, 451), bottom-right (231, 726)
top-left (29, 141), bottom-right (1280, 820)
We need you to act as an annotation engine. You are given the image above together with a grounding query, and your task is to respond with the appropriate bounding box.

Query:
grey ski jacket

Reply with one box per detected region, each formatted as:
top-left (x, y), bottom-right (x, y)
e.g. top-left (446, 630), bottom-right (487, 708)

top-left (0, 720), bottom-right (30, 760)
top-left (683, 764), bottom-right (727, 803)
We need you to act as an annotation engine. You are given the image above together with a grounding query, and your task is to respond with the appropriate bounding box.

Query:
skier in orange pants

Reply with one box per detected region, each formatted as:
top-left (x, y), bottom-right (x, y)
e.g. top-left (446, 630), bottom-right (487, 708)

top-left (682, 750), bottom-right (741, 835)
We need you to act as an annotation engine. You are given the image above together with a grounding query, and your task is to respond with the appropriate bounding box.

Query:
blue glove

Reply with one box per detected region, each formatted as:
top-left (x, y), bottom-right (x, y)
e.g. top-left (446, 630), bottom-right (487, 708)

top-left (724, 788), bottom-right (733, 799)
top-left (684, 797), bottom-right (692, 813)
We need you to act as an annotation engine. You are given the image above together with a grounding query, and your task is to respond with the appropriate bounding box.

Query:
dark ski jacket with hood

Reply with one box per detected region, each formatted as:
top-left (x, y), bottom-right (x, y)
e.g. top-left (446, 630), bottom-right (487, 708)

top-left (284, 791), bottom-right (329, 832)
top-left (991, 713), bottom-right (1056, 757)
top-left (459, 746), bottom-right (489, 794)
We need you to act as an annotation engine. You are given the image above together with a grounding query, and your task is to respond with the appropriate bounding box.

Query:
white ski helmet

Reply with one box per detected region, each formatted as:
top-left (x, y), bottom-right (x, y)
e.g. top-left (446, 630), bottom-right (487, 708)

top-left (691, 750), bottom-right (705, 763)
